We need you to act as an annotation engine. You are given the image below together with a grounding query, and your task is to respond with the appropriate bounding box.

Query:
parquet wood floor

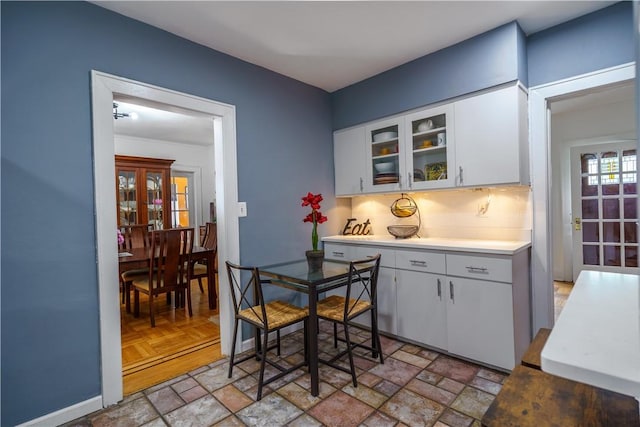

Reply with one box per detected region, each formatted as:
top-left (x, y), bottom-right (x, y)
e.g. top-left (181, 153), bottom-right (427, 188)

top-left (121, 278), bottom-right (223, 394)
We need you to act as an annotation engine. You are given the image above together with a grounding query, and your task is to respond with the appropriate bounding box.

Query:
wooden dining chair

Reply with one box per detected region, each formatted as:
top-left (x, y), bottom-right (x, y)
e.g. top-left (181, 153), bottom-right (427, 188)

top-left (119, 223), bottom-right (153, 305)
top-left (316, 254), bottom-right (383, 387)
top-left (130, 228), bottom-right (194, 327)
top-left (191, 222), bottom-right (217, 293)
top-left (119, 223), bottom-right (153, 251)
top-left (225, 261), bottom-right (309, 401)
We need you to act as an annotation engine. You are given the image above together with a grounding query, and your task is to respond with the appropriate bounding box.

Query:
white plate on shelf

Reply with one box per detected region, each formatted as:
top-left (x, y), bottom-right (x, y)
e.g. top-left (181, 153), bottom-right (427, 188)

top-left (373, 131), bottom-right (398, 142)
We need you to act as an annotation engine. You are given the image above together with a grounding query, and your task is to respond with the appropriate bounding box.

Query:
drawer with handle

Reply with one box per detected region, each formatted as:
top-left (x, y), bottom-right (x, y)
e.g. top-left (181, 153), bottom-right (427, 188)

top-left (395, 249), bottom-right (445, 274)
top-left (323, 243), bottom-right (354, 261)
top-left (446, 253), bottom-right (512, 283)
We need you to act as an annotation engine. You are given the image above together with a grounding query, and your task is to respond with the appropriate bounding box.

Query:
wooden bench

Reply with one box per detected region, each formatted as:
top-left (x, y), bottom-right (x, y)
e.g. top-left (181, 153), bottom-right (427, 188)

top-left (520, 327), bottom-right (551, 370)
top-left (482, 328), bottom-right (640, 426)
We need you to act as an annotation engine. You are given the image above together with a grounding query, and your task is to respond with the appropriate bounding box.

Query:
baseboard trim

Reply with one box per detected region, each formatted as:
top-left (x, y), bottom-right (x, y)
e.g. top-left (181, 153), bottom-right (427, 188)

top-left (17, 396), bottom-right (103, 427)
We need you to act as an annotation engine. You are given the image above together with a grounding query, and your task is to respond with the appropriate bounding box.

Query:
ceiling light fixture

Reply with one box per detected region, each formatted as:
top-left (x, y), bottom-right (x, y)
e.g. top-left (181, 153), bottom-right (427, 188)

top-left (113, 102), bottom-right (130, 120)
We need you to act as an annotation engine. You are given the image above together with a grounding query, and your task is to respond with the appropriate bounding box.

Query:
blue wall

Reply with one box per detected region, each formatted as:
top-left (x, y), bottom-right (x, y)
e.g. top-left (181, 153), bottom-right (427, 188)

top-left (528, 1), bottom-right (633, 87)
top-left (330, 22), bottom-right (527, 130)
top-left (1, 2), bottom-right (332, 425)
top-left (331, 2), bottom-right (633, 131)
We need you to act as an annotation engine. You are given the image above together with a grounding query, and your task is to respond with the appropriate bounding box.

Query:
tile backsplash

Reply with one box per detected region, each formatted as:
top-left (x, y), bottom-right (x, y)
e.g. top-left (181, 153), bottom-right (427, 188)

top-left (347, 186), bottom-right (532, 241)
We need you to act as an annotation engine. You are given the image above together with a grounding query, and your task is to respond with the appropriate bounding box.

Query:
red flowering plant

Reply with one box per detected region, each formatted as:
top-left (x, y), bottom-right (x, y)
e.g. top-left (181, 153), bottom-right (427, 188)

top-left (302, 192), bottom-right (328, 251)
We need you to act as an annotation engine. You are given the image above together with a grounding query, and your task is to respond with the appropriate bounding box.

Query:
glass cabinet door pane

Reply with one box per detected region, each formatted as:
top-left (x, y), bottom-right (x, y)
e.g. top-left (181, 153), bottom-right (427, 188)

top-left (411, 113), bottom-right (448, 184)
top-left (118, 170), bottom-right (137, 225)
top-left (370, 125), bottom-right (399, 187)
top-left (146, 172), bottom-right (164, 229)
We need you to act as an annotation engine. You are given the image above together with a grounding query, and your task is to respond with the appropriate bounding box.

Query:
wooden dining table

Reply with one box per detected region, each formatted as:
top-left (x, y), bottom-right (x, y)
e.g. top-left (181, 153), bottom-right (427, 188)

top-left (119, 245), bottom-right (218, 309)
top-left (259, 258), bottom-right (377, 397)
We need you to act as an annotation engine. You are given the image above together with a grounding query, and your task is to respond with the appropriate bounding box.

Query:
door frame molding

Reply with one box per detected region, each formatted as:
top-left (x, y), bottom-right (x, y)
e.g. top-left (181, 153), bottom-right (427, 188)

top-left (529, 62), bottom-right (635, 333)
top-left (91, 70), bottom-right (239, 406)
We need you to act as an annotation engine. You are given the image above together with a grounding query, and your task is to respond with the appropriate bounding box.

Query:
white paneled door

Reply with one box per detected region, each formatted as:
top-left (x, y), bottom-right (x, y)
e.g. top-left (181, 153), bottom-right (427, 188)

top-left (571, 142), bottom-right (638, 280)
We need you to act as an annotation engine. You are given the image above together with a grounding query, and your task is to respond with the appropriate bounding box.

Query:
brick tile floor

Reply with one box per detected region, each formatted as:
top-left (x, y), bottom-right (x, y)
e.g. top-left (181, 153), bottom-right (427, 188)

top-left (65, 321), bottom-right (508, 427)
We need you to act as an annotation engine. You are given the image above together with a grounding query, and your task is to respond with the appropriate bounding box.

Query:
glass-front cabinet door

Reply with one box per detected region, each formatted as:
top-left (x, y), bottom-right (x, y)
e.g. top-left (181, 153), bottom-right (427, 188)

top-left (146, 171), bottom-right (165, 229)
top-left (405, 105), bottom-right (455, 190)
top-left (365, 117), bottom-right (405, 193)
top-left (117, 169), bottom-right (138, 225)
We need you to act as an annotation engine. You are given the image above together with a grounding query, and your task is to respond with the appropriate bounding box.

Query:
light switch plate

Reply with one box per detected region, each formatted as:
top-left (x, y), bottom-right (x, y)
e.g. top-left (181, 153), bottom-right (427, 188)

top-left (238, 202), bottom-right (247, 217)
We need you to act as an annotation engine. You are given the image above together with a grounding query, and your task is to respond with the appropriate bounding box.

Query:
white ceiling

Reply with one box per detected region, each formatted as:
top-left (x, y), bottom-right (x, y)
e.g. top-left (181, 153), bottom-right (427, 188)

top-left (95, 1), bottom-right (616, 93)
top-left (105, 1), bottom-right (623, 144)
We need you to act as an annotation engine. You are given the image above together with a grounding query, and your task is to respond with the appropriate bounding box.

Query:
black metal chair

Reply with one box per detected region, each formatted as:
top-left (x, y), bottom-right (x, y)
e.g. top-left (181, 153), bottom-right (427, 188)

top-left (226, 261), bottom-right (308, 401)
top-left (316, 254), bottom-right (384, 387)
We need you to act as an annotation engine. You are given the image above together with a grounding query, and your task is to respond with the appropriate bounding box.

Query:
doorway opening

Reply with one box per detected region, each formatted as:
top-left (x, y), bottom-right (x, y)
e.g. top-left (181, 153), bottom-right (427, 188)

top-left (91, 71), bottom-right (240, 407)
top-left (531, 66), bottom-right (636, 332)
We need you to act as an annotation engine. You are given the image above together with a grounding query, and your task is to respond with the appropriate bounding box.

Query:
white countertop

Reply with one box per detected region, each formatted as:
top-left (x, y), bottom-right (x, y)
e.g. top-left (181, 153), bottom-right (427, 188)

top-left (541, 270), bottom-right (640, 398)
top-left (322, 235), bottom-right (531, 255)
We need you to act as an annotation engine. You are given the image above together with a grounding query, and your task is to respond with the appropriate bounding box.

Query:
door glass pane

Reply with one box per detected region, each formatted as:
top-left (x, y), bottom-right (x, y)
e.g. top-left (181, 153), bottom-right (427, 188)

top-left (603, 245), bottom-right (621, 266)
top-left (582, 222), bottom-right (599, 242)
top-left (624, 222), bottom-right (638, 243)
top-left (582, 199), bottom-right (599, 219)
top-left (623, 198), bottom-right (637, 219)
top-left (147, 172), bottom-right (163, 229)
top-left (623, 149), bottom-right (637, 194)
top-left (602, 199), bottom-right (619, 219)
top-left (581, 176), bottom-right (598, 196)
top-left (625, 247), bottom-right (638, 267)
top-left (583, 245), bottom-right (599, 265)
top-left (171, 176), bottom-right (190, 228)
top-left (602, 222), bottom-right (620, 243)
top-left (581, 153), bottom-right (597, 174)
top-left (601, 151), bottom-right (620, 195)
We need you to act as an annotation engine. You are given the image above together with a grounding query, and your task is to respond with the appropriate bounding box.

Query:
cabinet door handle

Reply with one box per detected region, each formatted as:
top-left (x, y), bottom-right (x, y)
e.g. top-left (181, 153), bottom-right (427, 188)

top-left (465, 266), bottom-right (488, 273)
top-left (437, 278), bottom-right (442, 300)
top-left (410, 260), bottom-right (426, 266)
top-left (408, 172), bottom-right (413, 189)
top-left (459, 166), bottom-right (464, 186)
top-left (332, 251), bottom-right (345, 258)
top-left (359, 177), bottom-right (363, 192)
top-left (449, 281), bottom-right (454, 303)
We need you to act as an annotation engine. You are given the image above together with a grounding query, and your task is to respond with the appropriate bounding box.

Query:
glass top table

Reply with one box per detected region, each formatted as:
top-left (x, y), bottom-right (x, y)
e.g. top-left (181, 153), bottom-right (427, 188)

top-left (259, 258), bottom-right (375, 396)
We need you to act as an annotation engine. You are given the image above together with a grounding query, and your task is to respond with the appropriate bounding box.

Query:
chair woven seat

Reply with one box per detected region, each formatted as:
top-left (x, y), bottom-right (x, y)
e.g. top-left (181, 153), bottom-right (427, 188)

top-left (239, 300), bottom-right (308, 330)
top-left (317, 295), bottom-right (371, 321)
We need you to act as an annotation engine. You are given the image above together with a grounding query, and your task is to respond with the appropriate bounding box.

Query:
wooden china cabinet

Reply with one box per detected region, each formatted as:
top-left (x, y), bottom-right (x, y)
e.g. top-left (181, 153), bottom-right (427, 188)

top-left (115, 155), bottom-right (174, 229)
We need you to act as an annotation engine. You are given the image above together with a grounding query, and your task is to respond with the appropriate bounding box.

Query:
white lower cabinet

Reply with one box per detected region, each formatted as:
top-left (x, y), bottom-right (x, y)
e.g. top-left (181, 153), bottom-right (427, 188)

top-left (322, 241), bottom-right (530, 370)
top-left (396, 269), bottom-right (447, 350)
top-left (445, 276), bottom-right (515, 370)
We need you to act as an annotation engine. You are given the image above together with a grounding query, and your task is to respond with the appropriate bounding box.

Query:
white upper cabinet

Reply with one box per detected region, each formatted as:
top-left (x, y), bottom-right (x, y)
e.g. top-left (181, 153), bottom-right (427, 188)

top-left (334, 126), bottom-right (366, 196)
top-left (333, 82), bottom-right (529, 195)
top-left (453, 83), bottom-right (529, 187)
top-left (404, 104), bottom-right (455, 190)
top-left (364, 116), bottom-right (406, 193)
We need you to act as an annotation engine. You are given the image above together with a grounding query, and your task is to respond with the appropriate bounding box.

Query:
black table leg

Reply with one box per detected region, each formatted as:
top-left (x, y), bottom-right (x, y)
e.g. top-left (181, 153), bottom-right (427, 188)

top-left (308, 286), bottom-right (319, 396)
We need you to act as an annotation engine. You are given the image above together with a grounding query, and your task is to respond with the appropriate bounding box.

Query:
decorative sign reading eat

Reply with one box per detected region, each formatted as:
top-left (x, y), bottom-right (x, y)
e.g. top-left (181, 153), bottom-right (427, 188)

top-left (342, 218), bottom-right (372, 235)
